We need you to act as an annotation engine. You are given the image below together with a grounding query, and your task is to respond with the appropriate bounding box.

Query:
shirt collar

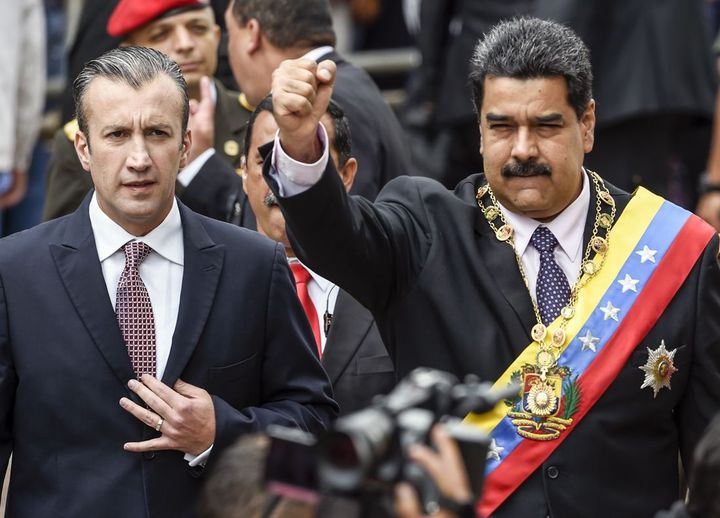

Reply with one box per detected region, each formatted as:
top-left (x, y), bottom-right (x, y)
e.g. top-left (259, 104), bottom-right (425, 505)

top-left (302, 46), bottom-right (334, 62)
top-left (89, 193), bottom-right (184, 265)
top-left (499, 169), bottom-right (590, 261)
top-left (287, 256), bottom-right (333, 292)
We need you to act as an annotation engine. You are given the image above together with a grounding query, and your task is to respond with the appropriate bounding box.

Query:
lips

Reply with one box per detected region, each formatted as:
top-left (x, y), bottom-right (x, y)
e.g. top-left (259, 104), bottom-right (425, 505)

top-left (123, 180), bottom-right (155, 191)
top-left (179, 62), bottom-right (202, 72)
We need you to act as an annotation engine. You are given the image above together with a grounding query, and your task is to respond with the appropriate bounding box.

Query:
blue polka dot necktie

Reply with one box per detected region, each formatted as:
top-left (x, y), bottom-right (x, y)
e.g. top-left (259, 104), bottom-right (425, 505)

top-left (530, 226), bottom-right (571, 326)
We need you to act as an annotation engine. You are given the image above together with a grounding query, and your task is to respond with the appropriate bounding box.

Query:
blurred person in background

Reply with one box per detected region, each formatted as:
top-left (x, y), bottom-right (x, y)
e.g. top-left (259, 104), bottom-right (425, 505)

top-left (225, 0), bottom-right (409, 202)
top-left (537, 0), bottom-right (717, 209)
top-left (241, 95), bottom-right (396, 415)
top-left (0, 0), bottom-right (46, 234)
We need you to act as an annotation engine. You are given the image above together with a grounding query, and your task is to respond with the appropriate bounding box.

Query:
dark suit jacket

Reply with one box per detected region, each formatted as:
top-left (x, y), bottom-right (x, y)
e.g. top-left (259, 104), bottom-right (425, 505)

top-left (44, 80), bottom-right (250, 223)
top-left (0, 196), bottom-right (336, 517)
top-left (325, 51), bottom-right (410, 200)
top-left (323, 290), bottom-right (396, 415)
top-left (269, 158), bottom-right (720, 518)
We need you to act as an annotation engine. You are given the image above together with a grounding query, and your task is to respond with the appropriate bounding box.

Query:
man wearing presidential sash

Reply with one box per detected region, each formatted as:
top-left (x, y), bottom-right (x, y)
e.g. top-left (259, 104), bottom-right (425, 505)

top-left (263, 17), bottom-right (720, 518)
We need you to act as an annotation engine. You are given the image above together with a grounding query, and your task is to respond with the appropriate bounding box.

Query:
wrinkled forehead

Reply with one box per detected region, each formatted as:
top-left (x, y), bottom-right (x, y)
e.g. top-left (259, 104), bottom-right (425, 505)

top-left (83, 75), bottom-right (185, 125)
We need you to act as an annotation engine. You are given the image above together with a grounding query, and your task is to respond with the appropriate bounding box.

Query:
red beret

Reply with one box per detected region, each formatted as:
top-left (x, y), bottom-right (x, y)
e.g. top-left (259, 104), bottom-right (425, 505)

top-left (107, 0), bottom-right (209, 38)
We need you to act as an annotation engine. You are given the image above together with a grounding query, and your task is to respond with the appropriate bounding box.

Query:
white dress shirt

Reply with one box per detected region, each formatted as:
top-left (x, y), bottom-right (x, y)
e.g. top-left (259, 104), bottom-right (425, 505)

top-left (89, 193), bottom-right (184, 380)
top-left (270, 130), bottom-right (591, 303)
top-left (89, 194), bottom-right (211, 466)
top-left (288, 257), bottom-right (339, 353)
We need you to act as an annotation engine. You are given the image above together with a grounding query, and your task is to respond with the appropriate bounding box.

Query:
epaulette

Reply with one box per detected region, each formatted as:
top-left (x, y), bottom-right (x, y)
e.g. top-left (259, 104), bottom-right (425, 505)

top-left (63, 119), bottom-right (80, 141)
top-left (238, 93), bottom-right (254, 112)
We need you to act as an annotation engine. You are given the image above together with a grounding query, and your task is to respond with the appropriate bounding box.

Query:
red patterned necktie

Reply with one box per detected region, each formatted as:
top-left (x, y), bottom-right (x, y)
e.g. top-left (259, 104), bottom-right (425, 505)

top-left (290, 262), bottom-right (322, 356)
top-left (116, 241), bottom-right (156, 378)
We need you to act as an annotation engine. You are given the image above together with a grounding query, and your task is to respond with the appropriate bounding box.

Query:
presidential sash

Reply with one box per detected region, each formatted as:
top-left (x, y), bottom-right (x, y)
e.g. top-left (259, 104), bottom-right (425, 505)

top-left (464, 188), bottom-right (715, 516)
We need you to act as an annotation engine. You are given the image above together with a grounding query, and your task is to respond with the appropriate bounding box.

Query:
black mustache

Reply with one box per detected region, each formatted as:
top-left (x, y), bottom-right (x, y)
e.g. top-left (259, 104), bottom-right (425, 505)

top-left (501, 161), bottom-right (552, 177)
top-left (263, 191), bottom-right (278, 208)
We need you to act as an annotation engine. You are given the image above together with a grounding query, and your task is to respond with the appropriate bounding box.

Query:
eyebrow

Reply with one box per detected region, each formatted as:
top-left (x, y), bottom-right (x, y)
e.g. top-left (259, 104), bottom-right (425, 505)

top-left (535, 113), bottom-right (563, 123)
top-left (485, 113), bottom-right (510, 122)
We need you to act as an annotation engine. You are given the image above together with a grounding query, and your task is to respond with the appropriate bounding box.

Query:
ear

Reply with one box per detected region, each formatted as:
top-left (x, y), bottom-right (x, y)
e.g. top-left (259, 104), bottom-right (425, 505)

top-left (580, 99), bottom-right (596, 153)
top-left (74, 130), bottom-right (92, 172)
top-left (240, 155), bottom-right (249, 194)
top-left (247, 18), bottom-right (261, 54)
top-left (479, 124), bottom-right (484, 155)
top-left (179, 130), bottom-right (192, 169)
top-left (212, 23), bottom-right (221, 46)
top-left (338, 157), bottom-right (358, 192)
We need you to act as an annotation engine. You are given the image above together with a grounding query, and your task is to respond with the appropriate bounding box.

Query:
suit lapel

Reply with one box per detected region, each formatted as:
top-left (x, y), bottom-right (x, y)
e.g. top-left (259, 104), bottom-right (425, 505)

top-left (50, 196), bottom-right (136, 386)
top-left (470, 179), bottom-right (536, 343)
top-left (322, 290), bottom-right (375, 384)
top-left (161, 204), bottom-right (224, 385)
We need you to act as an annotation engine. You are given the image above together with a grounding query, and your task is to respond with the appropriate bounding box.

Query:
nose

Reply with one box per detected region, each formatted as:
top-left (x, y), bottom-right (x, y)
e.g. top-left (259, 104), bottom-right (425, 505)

top-left (511, 127), bottom-right (538, 163)
top-left (173, 26), bottom-right (195, 54)
top-left (126, 137), bottom-right (152, 172)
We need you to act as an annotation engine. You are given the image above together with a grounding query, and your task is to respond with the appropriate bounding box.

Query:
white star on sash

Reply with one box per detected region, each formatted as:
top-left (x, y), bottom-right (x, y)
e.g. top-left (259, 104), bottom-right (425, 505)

top-left (487, 438), bottom-right (504, 461)
top-left (579, 330), bottom-right (600, 352)
top-left (635, 245), bottom-right (657, 264)
top-left (600, 301), bottom-right (620, 321)
top-left (617, 274), bottom-right (640, 293)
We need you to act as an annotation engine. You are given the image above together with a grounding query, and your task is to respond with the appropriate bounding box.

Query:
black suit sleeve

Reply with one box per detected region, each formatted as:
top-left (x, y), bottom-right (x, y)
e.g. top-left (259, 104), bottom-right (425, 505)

top-left (0, 272), bottom-right (16, 486)
top-left (209, 243), bottom-right (338, 465)
top-left (266, 149), bottom-right (432, 314)
top-left (676, 234), bottom-right (720, 473)
top-left (177, 152), bottom-right (243, 222)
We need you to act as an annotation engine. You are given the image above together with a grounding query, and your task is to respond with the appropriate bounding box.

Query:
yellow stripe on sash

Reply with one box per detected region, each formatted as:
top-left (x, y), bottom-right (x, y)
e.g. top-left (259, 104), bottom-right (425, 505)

top-left (464, 188), bottom-right (664, 432)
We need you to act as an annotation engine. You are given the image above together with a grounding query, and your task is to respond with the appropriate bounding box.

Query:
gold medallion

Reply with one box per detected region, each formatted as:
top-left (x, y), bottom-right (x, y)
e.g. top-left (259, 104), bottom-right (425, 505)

top-left (536, 350), bottom-right (555, 369)
top-left (561, 306), bottom-right (575, 319)
top-left (599, 191), bottom-right (615, 206)
top-left (552, 328), bottom-right (566, 347)
top-left (476, 184), bottom-right (489, 199)
top-left (598, 212), bottom-right (612, 229)
top-left (590, 237), bottom-right (608, 254)
top-left (496, 224), bottom-right (513, 242)
top-left (484, 206), bottom-right (500, 222)
top-left (582, 261), bottom-right (597, 275)
top-left (531, 323), bottom-right (547, 342)
top-left (223, 140), bottom-right (240, 157)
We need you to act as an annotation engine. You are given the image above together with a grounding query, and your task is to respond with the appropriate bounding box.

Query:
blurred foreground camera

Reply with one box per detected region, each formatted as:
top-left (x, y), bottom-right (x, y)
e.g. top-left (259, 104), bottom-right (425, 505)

top-left (264, 368), bottom-right (516, 516)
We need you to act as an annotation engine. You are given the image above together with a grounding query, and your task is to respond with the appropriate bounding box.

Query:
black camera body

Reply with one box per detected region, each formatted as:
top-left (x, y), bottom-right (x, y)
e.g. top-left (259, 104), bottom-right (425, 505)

top-left (265, 368), bottom-right (516, 515)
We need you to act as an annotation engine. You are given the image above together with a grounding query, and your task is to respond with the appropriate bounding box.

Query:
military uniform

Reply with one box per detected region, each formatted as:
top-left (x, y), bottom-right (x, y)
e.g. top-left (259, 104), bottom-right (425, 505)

top-left (43, 80), bottom-right (251, 223)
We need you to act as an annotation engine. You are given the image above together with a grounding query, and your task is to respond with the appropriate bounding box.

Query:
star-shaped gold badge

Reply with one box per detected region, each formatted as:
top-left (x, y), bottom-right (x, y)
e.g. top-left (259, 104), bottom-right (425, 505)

top-left (639, 340), bottom-right (678, 398)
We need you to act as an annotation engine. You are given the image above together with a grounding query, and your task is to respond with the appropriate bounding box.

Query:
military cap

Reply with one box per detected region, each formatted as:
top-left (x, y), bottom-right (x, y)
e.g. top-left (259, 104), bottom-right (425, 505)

top-left (107, 0), bottom-right (210, 38)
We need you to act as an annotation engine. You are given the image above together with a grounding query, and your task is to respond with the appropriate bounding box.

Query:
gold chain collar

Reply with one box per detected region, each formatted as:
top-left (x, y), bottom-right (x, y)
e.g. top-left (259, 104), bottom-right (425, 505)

top-left (475, 171), bottom-right (617, 376)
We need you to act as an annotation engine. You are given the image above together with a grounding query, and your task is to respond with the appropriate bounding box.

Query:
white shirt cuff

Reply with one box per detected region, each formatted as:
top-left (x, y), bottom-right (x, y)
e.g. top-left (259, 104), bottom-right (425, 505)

top-left (184, 444), bottom-right (213, 467)
top-left (177, 148), bottom-right (216, 187)
top-left (269, 124), bottom-right (329, 197)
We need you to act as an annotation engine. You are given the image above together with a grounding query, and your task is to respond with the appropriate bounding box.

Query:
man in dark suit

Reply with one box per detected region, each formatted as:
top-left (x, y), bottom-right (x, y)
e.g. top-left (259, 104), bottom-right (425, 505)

top-left (44, 0), bottom-right (251, 223)
top-left (241, 94), bottom-right (396, 415)
top-left (0, 46), bottom-right (336, 517)
top-left (223, 0), bottom-right (409, 203)
top-left (265, 17), bottom-right (720, 518)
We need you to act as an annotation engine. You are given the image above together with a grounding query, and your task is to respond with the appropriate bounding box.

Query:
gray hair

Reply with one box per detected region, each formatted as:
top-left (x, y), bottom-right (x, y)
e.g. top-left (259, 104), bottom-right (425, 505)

top-left (73, 46), bottom-right (190, 145)
top-left (469, 17), bottom-right (593, 119)
top-left (230, 0), bottom-right (335, 49)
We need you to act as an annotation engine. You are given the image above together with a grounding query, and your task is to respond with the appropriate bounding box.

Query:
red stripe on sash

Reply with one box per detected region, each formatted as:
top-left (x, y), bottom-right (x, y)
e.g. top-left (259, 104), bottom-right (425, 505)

top-left (479, 215), bottom-right (714, 517)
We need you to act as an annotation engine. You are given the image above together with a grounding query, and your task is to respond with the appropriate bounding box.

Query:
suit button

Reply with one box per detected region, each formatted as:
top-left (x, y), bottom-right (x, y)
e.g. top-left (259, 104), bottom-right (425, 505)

top-left (143, 451), bottom-right (156, 460)
top-left (546, 466), bottom-right (559, 479)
